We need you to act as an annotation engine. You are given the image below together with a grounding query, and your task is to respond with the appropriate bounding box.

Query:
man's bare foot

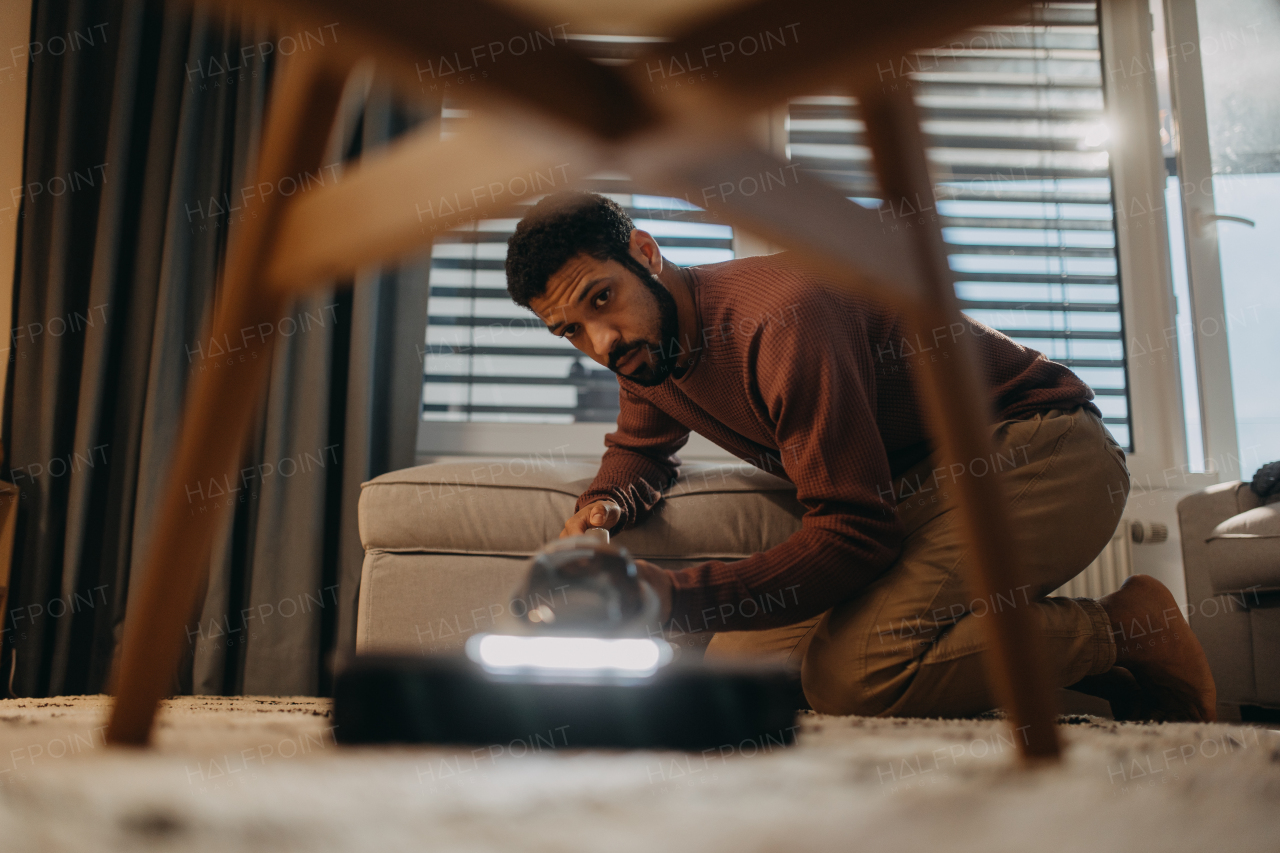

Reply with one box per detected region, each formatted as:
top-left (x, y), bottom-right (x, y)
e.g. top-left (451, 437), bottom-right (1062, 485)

top-left (1098, 575), bottom-right (1217, 722)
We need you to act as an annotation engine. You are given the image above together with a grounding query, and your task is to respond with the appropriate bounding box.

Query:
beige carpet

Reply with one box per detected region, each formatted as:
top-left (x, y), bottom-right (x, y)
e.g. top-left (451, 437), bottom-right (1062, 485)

top-left (1, 696), bottom-right (1278, 852)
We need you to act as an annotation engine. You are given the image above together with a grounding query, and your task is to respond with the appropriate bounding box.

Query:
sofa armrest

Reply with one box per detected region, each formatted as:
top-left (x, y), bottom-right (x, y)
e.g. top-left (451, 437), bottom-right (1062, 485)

top-left (1177, 481), bottom-right (1265, 713)
top-left (1178, 482), bottom-right (1253, 601)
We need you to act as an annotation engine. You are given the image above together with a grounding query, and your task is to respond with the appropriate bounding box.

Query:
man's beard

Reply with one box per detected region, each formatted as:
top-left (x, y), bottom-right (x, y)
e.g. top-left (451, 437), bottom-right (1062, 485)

top-left (606, 269), bottom-right (682, 387)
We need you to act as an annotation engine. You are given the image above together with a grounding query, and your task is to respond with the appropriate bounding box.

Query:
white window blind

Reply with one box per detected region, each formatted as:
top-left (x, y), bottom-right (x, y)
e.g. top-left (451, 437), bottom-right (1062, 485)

top-left (788, 0), bottom-right (1131, 447)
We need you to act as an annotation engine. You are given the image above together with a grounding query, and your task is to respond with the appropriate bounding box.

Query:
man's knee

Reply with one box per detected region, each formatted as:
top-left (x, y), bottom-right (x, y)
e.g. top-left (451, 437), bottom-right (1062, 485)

top-left (800, 633), bottom-right (909, 717)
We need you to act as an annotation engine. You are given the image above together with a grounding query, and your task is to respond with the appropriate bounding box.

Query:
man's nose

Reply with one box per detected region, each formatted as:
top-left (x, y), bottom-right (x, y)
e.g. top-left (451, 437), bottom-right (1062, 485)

top-left (587, 323), bottom-right (619, 361)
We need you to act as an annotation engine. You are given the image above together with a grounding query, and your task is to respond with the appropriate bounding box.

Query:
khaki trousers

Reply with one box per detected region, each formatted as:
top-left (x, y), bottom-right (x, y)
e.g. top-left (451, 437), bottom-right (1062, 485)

top-left (704, 407), bottom-right (1131, 717)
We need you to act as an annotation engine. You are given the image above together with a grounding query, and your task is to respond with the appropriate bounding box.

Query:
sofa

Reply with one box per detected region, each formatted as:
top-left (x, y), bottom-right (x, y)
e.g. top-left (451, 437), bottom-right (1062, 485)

top-left (354, 459), bottom-right (804, 656)
top-left (1178, 481), bottom-right (1280, 721)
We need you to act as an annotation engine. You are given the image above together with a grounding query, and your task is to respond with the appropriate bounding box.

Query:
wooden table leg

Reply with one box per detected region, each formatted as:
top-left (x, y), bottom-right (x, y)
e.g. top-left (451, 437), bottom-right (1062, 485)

top-left (858, 84), bottom-right (1062, 760)
top-left (107, 52), bottom-right (350, 745)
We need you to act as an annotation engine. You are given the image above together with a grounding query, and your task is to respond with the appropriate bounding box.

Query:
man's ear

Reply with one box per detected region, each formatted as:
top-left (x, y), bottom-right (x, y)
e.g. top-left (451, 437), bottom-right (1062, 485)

top-left (629, 229), bottom-right (663, 275)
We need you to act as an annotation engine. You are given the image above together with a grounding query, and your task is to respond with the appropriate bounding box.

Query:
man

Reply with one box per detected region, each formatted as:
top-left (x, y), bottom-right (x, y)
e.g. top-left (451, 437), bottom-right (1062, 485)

top-left (504, 190), bottom-right (1217, 721)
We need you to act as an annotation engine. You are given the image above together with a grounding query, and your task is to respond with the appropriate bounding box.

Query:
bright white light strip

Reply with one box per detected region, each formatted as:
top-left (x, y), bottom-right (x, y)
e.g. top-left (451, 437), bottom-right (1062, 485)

top-left (467, 634), bottom-right (670, 676)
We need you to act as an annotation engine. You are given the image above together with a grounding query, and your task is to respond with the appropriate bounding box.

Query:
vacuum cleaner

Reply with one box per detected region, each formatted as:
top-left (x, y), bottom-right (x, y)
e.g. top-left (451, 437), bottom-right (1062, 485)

top-left (333, 530), bottom-right (801, 750)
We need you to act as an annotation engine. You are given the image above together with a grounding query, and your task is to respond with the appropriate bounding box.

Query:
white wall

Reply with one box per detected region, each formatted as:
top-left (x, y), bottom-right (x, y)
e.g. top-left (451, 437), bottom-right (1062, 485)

top-left (1126, 485), bottom-right (1204, 610)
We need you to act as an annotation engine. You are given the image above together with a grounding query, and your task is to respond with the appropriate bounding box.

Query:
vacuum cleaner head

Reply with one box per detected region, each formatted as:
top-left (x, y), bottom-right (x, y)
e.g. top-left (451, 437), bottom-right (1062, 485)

top-left (333, 533), bottom-right (801, 750)
top-left (501, 533), bottom-right (660, 637)
top-left (333, 654), bottom-right (801, 750)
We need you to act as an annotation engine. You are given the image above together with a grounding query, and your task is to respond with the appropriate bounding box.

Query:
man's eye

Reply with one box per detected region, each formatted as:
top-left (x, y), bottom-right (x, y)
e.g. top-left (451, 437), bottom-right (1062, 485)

top-left (561, 325), bottom-right (578, 339)
top-left (593, 288), bottom-right (610, 308)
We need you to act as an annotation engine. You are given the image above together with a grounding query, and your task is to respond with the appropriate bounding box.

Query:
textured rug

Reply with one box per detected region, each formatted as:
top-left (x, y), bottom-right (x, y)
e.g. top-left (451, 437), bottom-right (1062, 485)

top-left (1, 696), bottom-right (1278, 852)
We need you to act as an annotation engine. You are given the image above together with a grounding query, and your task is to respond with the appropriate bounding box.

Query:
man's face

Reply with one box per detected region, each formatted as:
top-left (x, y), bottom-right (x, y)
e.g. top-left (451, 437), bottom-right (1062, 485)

top-left (529, 251), bottom-right (680, 387)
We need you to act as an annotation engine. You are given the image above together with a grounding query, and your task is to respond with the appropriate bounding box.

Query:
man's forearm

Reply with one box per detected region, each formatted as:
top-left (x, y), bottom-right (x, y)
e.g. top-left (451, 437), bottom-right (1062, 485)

top-left (576, 445), bottom-right (679, 530)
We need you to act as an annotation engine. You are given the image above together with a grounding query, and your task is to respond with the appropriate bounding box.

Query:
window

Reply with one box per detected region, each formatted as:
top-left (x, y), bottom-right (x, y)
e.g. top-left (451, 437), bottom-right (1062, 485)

top-left (420, 6), bottom-right (1140, 452)
top-left (788, 1), bottom-right (1133, 447)
top-left (1154, 0), bottom-right (1280, 480)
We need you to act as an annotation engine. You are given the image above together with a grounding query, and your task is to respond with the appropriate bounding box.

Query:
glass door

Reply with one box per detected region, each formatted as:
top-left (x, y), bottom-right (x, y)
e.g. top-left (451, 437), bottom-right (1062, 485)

top-left (1163, 0), bottom-right (1280, 481)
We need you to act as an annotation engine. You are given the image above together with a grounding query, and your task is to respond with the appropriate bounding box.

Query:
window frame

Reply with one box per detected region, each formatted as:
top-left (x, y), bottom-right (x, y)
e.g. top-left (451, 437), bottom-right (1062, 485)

top-left (1153, 0), bottom-right (1242, 485)
top-left (1097, 0), bottom-right (1206, 486)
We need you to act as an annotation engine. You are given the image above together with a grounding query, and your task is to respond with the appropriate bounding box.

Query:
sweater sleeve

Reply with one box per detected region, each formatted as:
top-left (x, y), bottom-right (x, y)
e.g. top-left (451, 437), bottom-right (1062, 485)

top-left (575, 382), bottom-right (691, 532)
top-left (664, 290), bottom-right (904, 633)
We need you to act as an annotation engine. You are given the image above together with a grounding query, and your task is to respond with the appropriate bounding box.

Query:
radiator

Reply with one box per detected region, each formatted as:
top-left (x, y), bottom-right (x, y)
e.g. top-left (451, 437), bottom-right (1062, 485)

top-left (1052, 519), bottom-right (1167, 599)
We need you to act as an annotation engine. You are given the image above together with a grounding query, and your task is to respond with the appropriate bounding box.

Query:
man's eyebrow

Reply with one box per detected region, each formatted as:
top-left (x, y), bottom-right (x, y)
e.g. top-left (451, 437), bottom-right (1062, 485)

top-left (544, 277), bottom-right (610, 333)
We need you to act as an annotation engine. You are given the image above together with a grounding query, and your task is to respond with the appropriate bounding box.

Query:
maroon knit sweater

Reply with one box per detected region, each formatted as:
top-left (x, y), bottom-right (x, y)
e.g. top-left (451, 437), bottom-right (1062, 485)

top-left (576, 253), bottom-right (1099, 634)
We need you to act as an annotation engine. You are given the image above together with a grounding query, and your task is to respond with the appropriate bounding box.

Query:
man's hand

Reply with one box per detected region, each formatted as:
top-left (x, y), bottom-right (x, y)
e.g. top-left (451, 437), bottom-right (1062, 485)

top-left (561, 503), bottom-right (671, 621)
top-left (634, 558), bottom-right (673, 623)
top-left (560, 499), bottom-right (622, 538)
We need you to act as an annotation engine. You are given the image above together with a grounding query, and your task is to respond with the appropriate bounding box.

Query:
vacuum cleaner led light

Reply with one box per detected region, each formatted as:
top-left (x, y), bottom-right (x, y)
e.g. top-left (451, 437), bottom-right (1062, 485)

top-left (467, 634), bottom-right (673, 677)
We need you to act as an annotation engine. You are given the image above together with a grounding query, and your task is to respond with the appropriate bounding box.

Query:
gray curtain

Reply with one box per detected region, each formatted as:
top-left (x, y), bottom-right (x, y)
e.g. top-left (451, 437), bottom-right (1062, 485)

top-left (4, 0), bottom-right (431, 697)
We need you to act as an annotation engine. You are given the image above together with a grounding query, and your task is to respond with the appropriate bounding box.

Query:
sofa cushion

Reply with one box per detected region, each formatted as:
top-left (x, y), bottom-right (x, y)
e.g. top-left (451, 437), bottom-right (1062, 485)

top-left (1211, 504), bottom-right (1280, 538)
top-left (1205, 503), bottom-right (1280, 594)
top-left (358, 460), bottom-right (805, 561)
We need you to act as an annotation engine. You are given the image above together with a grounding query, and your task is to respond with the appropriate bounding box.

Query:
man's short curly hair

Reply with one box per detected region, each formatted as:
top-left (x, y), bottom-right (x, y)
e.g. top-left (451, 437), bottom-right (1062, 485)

top-left (505, 191), bottom-right (640, 308)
